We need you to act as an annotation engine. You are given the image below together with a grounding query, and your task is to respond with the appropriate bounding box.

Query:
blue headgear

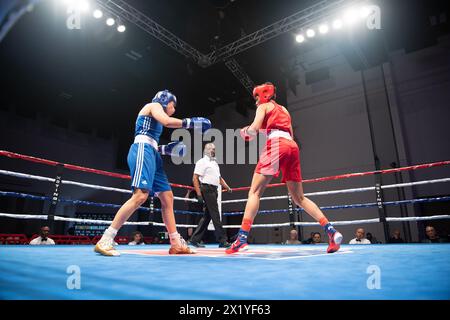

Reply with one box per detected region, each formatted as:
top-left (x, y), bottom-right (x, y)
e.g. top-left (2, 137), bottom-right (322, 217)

top-left (152, 90), bottom-right (177, 108)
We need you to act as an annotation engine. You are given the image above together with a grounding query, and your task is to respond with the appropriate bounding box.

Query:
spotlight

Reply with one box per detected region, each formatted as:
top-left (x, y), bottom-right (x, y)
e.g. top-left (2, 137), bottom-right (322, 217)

top-left (93, 9), bottom-right (103, 19)
top-left (117, 25), bottom-right (126, 32)
top-left (343, 8), bottom-right (359, 25)
top-left (295, 34), bottom-right (305, 43)
top-left (306, 29), bottom-right (315, 38)
top-left (106, 18), bottom-right (115, 26)
top-left (332, 19), bottom-right (343, 29)
top-left (319, 24), bottom-right (329, 34)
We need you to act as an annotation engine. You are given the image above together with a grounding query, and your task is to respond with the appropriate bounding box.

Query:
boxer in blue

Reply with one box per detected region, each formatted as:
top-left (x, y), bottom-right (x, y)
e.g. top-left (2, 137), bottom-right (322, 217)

top-left (95, 90), bottom-right (211, 256)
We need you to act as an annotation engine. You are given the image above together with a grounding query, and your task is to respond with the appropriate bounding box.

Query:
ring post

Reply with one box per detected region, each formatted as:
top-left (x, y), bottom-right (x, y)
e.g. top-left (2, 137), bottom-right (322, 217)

top-left (47, 163), bottom-right (64, 231)
top-left (375, 179), bottom-right (390, 241)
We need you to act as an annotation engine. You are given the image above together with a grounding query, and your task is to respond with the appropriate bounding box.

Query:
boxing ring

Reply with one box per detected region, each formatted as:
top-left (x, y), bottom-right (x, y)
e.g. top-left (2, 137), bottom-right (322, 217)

top-left (0, 150), bottom-right (449, 299)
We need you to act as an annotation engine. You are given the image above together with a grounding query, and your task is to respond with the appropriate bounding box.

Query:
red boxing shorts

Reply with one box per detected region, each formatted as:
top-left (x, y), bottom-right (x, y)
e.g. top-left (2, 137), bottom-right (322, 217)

top-left (255, 138), bottom-right (302, 182)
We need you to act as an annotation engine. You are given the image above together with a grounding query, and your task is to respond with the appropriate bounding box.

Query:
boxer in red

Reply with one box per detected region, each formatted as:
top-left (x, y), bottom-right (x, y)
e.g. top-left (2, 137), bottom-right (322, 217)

top-left (226, 82), bottom-right (343, 254)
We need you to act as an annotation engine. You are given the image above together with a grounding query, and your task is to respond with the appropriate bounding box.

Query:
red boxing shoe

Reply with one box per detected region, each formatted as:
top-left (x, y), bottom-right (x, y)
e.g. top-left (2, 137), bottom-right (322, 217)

top-left (225, 233), bottom-right (249, 254)
top-left (327, 231), bottom-right (343, 253)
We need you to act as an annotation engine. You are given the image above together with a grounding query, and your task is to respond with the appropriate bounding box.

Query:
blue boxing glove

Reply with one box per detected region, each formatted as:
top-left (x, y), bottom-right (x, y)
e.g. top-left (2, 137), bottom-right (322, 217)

top-left (182, 117), bottom-right (211, 132)
top-left (158, 141), bottom-right (186, 158)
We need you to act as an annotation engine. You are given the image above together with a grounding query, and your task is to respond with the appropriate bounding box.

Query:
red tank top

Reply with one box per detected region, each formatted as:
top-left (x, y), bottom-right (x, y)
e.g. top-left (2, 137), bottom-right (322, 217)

top-left (260, 101), bottom-right (291, 134)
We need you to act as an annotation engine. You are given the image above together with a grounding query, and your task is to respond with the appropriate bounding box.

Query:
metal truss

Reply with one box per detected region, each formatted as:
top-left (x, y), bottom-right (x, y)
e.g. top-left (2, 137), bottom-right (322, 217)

top-left (95, 0), bottom-right (209, 66)
top-left (224, 59), bottom-right (255, 94)
top-left (95, 0), bottom-right (364, 93)
top-left (206, 0), bottom-right (363, 64)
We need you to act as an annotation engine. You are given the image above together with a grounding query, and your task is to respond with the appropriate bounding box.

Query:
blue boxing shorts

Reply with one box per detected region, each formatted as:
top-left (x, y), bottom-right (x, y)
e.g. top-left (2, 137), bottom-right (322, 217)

top-left (127, 142), bottom-right (171, 195)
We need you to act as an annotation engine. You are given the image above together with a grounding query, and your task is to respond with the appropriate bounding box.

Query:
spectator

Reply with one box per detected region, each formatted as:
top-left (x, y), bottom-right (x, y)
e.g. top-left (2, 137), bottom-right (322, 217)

top-left (422, 225), bottom-right (448, 243)
top-left (389, 229), bottom-right (405, 243)
top-left (311, 232), bottom-right (324, 244)
top-left (349, 228), bottom-right (371, 244)
top-left (366, 232), bottom-right (381, 244)
top-left (29, 226), bottom-right (55, 245)
top-left (302, 232), bottom-right (315, 244)
top-left (128, 231), bottom-right (145, 245)
top-left (285, 229), bottom-right (301, 245)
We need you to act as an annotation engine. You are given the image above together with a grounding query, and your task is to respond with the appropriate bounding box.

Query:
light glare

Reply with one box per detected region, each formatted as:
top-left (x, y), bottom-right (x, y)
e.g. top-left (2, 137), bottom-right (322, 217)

top-left (306, 29), bottom-right (315, 38)
top-left (332, 19), bottom-right (343, 29)
top-left (295, 34), bottom-right (305, 43)
top-left (117, 25), bottom-right (126, 32)
top-left (65, 0), bottom-right (90, 12)
top-left (343, 8), bottom-right (359, 25)
top-left (360, 6), bottom-right (372, 18)
top-left (106, 18), bottom-right (115, 26)
top-left (319, 24), bottom-right (329, 34)
top-left (93, 9), bottom-right (103, 18)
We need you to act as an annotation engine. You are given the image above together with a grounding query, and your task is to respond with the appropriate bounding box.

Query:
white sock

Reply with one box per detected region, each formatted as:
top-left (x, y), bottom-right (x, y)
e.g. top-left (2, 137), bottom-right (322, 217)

top-left (102, 226), bottom-right (118, 241)
top-left (169, 232), bottom-right (181, 246)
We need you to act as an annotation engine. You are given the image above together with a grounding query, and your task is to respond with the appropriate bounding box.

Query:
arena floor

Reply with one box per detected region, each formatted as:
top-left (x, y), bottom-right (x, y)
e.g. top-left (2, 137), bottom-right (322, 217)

top-left (0, 244), bottom-right (449, 300)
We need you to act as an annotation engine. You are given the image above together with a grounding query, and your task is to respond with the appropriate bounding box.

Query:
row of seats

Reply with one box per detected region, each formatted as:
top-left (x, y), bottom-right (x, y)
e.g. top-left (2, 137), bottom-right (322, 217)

top-left (0, 234), bottom-right (158, 245)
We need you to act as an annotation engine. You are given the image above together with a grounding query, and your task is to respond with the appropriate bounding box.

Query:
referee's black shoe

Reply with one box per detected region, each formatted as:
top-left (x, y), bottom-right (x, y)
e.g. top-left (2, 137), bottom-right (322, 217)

top-left (218, 241), bottom-right (232, 248)
top-left (188, 241), bottom-right (205, 248)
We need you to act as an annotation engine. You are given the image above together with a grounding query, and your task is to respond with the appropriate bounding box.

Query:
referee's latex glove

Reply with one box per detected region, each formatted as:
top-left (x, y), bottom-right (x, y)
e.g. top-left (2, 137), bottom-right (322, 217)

top-left (158, 141), bottom-right (186, 158)
top-left (197, 195), bottom-right (205, 205)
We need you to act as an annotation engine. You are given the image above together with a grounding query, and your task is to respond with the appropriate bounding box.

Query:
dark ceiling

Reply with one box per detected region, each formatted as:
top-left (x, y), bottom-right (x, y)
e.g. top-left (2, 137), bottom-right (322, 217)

top-left (0, 0), bottom-right (449, 153)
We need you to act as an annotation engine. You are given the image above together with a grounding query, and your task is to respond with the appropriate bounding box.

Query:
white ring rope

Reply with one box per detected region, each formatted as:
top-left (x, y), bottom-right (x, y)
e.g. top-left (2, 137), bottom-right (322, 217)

top-left (0, 170), bottom-right (197, 202)
top-left (221, 177), bottom-right (450, 204)
top-left (1, 212), bottom-right (449, 228)
top-left (1, 169), bottom-right (449, 206)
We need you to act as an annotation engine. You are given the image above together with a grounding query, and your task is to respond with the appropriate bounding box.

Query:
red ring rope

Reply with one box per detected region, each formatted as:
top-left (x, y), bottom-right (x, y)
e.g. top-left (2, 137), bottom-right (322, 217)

top-left (0, 150), bottom-right (194, 190)
top-left (1, 150), bottom-right (448, 192)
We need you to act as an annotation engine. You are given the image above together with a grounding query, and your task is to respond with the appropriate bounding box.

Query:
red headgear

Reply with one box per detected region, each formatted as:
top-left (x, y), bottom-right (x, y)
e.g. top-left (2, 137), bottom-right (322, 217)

top-left (253, 83), bottom-right (276, 105)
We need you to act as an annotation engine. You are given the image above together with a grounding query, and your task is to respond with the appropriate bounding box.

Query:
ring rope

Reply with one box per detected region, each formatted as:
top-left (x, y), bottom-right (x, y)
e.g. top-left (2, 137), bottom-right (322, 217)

top-left (1, 190), bottom-right (449, 217)
top-left (2, 169), bottom-right (449, 207)
top-left (1, 212), bottom-right (448, 228)
top-left (0, 191), bottom-right (204, 215)
top-left (0, 170), bottom-right (198, 202)
top-left (222, 196), bottom-right (450, 216)
top-left (230, 160), bottom-right (450, 192)
top-left (1, 150), bottom-right (449, 192)
top-left (221, 177), bottom-right (450, 204)
top-left (0, 150), bottom-right (194, 190)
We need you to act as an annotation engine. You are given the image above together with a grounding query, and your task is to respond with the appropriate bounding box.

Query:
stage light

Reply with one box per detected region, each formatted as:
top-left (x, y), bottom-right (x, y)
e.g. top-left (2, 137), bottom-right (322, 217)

top-left (93, 9), bottom-right (103, 19)
top-left (332, 19), bottom-right (343, 29)
top-left (306, 29), bottom-right (315, 38)
top-left (343, 8), bottom-right (359, 25)
top-left (117, 25), bottom-right (126, 32)
top-left (106, 18), bottom-right (115, 26)
top-left (319, 24), bottom-right (329, 34)
top-left (295, 34), bottom-right (305, 43)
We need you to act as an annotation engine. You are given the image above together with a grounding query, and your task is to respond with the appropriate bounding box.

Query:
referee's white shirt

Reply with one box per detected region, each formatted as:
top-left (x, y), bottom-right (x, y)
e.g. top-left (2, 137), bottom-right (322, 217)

top-left (29, 236), bottom-right (56, 245)
top-left (194, 155), bottom-right (221, 186)
top-left (349, 238), bottom-right (371, 244)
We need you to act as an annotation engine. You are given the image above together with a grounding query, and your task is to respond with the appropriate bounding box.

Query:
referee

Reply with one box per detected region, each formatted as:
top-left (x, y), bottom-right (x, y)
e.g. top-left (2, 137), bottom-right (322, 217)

top-left (189, 143), bottom-right (232, 248)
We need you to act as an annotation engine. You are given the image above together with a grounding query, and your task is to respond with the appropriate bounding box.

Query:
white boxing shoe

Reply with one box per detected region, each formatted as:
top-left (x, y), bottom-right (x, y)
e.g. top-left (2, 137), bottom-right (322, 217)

top-left (94, 237), bottom-right (120, 256)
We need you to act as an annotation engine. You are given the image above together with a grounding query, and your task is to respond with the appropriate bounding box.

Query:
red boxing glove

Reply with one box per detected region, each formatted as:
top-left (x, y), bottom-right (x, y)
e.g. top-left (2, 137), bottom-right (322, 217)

top-left (240, 126), bottom-right (255, 141)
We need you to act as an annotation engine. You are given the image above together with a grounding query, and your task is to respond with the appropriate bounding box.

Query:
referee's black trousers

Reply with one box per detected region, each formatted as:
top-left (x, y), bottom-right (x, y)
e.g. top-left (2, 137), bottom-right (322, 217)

top-left (190, 184), bottom-right (227, 244)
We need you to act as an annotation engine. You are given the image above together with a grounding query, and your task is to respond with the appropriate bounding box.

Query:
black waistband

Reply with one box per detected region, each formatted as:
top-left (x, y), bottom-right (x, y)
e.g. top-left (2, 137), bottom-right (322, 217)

top-left (201, 183), bottom-right (218, 188)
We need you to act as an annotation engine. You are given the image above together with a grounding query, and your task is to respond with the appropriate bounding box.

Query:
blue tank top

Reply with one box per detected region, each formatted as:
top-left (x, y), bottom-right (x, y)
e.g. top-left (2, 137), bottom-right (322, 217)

top-left (134, 115), bottom-right (163, 143)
